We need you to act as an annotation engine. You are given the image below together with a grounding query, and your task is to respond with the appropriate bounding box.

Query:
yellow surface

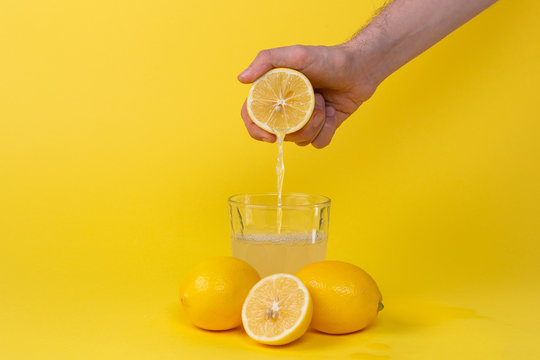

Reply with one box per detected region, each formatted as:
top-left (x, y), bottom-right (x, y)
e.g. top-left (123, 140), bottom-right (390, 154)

top-left (0, 0), bottom-right (538, 359)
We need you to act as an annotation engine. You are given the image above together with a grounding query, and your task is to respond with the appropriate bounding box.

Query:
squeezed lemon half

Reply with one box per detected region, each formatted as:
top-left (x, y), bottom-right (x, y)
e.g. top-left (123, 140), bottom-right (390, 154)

top-left (247, 68), bottom-right (315, 135)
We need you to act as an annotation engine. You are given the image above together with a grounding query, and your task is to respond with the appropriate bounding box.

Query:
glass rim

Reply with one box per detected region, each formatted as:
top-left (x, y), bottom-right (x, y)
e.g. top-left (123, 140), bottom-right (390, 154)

top-left (228, 193), bottom-right (331, 209)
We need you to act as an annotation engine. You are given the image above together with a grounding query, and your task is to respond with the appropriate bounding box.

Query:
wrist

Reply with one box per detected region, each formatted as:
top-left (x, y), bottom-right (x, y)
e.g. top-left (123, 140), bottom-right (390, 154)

top-left (341, 24), bottom-right (395, 88)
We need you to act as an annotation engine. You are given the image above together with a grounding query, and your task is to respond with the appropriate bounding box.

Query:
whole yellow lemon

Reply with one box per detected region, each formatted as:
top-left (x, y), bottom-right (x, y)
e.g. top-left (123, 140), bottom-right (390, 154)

top-left (296, 260), bottom-right (383, 334)
top-left (180, 256), bottom-right (260, 330)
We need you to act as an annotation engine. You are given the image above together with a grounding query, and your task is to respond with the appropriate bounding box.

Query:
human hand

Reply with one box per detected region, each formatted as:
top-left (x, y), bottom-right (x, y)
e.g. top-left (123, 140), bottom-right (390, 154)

top-left (238, 0), bottom-right (497, 148)
top-left (238, 44), bottom-right (380, 148)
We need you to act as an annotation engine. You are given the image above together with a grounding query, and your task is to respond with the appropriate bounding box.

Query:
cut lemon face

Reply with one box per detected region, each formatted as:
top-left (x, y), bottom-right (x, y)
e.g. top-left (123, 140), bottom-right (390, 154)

top-left (247, 68), bottom-right (315, 135)
top-left (242, 273), bottom-right (313, 345)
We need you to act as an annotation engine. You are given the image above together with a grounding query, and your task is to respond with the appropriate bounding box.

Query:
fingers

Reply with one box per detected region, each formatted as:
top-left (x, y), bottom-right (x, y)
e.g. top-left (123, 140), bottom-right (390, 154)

top-left (238, 45), bottom-right (310, 83)
top-left (312, 106), bottom-right (337, 149)
top-left (241, 101), bottom-right (276, 143)
top-left (286, 93), bottom-right (326, 144)
top-left (240, 97), bottom-right (337, 148)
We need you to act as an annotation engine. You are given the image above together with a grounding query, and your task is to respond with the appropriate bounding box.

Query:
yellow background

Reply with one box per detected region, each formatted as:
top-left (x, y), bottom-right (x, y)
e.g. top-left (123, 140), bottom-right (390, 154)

top-left (1, 0), bottom-right (539, 359)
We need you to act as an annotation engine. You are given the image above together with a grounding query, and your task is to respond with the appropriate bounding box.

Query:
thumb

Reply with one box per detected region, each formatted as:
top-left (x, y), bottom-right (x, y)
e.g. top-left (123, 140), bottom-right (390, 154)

top-left (238, 45), bottom-right (309, 83)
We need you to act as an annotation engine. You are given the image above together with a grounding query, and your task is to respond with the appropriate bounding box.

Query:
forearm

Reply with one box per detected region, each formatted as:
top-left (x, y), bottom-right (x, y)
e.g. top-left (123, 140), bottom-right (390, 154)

top-left (346, 0), bottom-right (498, 85)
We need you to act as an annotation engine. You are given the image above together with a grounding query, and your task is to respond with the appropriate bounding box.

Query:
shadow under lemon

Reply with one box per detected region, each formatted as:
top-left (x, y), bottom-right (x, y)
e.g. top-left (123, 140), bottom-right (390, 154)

top-left (287, 298), bottom-right (487, 358)
top-left (170, 296), bottom-right (488, 360)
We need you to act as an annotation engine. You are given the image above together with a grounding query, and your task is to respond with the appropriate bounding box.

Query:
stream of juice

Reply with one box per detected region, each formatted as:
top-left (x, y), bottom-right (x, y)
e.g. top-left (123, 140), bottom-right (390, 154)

top-left (276, 131), bottom-right (286, 232)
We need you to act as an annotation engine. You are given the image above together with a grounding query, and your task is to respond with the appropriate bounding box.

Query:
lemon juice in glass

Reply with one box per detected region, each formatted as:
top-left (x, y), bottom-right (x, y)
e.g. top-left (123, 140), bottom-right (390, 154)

top-left (229, 193), bottom-right (330, 277)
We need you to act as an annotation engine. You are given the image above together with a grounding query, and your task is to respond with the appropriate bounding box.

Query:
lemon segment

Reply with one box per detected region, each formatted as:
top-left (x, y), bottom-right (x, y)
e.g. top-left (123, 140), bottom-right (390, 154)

top-left (247, 68), bottom-right (315, 135)
top-left (242, 273), bottom-right (313, 345)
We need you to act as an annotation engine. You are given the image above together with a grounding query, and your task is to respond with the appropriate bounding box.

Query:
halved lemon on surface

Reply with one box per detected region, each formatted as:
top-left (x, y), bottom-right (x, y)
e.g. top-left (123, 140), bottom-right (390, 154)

top-left (247, 68), bottom-right (315, 135)
top-left (242, 273), bottom-right (313, 345)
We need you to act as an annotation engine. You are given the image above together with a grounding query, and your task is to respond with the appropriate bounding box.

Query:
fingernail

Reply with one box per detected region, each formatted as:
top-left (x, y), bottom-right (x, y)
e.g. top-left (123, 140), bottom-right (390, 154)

top-left (326, 106), bottom-right (335, 117)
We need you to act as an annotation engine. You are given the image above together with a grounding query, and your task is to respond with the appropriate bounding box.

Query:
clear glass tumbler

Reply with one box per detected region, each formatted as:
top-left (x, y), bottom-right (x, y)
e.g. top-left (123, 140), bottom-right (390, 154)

top-left (229, 193), bottom-right (331, 277)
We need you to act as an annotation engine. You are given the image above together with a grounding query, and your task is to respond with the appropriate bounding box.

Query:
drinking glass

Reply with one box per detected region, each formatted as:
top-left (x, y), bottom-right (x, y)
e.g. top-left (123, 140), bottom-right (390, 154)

top-left (229, 193), bottom-right (331, 277)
